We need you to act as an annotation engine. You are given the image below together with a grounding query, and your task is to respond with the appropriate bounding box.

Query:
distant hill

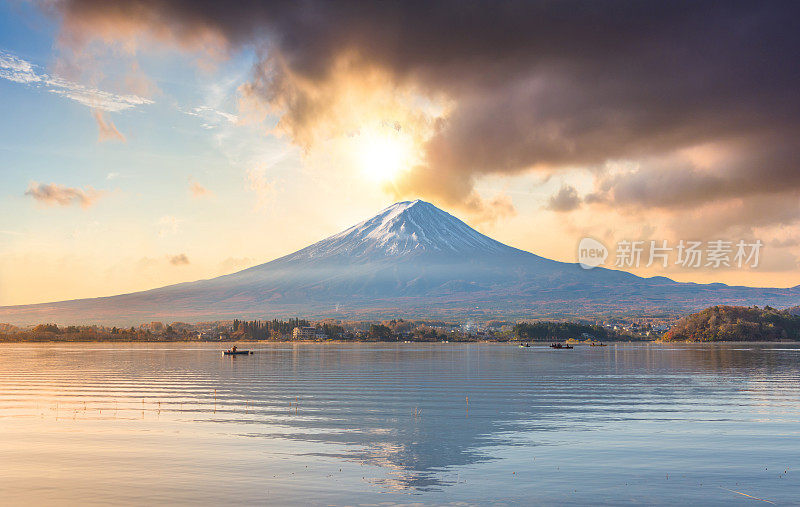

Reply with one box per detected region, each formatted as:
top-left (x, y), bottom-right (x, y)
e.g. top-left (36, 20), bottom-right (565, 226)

top-left (2, 200), bottom-right (800, 325)
top-left (661, 305), bottom-right (800, 342)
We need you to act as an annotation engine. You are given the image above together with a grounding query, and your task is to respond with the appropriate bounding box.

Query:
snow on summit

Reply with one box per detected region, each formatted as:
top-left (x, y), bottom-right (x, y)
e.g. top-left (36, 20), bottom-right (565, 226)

top-left (284, 200), bottom-right (508, 261)
top-left (3, 198), bottom-right (800, 325)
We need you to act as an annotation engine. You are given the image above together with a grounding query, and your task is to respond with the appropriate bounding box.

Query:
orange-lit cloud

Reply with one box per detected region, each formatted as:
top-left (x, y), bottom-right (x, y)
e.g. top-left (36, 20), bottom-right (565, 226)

top-left (44, 1), bottom-right (800, 235)
top-left (93, 109), bottom-right (125, 142)
top-left (123, 60), bottom-right (159, 98)
top-left (189, 180), bottom-right (213, 199)
top-left (25, 181), bottom-right (104, 208)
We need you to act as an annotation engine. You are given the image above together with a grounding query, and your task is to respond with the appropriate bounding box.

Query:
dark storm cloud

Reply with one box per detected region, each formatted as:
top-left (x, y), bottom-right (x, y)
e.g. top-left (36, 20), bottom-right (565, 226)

top-left (588, 136), bottom-right (800, 212)
top-left (49, 0), bottom-right (800, 219)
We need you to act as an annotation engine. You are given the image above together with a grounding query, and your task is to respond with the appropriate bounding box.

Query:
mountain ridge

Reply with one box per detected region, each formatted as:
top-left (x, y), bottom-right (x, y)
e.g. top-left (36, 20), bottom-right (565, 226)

top-left (1, 200), bottom-right (799, 325)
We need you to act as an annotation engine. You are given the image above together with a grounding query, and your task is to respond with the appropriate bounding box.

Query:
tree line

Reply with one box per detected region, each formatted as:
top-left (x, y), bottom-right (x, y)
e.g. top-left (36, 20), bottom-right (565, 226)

top-left (233, 318), bottom-right (310, 340)
top-left (512, 321), bottom-right (609, 341)
top-left (662, 305), bottom-right (800, 342)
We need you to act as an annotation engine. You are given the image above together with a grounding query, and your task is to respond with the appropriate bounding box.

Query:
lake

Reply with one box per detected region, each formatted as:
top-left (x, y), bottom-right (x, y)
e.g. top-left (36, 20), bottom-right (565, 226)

top-left (0, 342), bottom-right (798, 505)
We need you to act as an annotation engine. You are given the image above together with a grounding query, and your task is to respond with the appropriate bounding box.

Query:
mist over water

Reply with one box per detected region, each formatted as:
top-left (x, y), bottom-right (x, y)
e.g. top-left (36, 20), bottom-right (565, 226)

top-left (1, 343), bottom-right (798, 505)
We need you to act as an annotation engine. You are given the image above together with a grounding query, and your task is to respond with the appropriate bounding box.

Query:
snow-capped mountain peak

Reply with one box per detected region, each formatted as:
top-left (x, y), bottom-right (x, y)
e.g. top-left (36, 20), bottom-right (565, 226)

top-left (283, 199), bottom-right (509, 261)
top-left (5, 198), bottom-right (800, 326)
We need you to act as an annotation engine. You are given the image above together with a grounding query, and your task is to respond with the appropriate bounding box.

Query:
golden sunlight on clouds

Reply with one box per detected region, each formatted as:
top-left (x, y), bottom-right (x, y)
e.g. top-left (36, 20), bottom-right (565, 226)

top-left (3, 0), bottom-right (796, 305)
top-left (237, 51), bottom-right (518, 220)
top-left (241, 54), bottom-right (447, 150)
top-left (239, 53), bottom-right (451, 194)
top-left (355, 127), bottom-right (417, 184)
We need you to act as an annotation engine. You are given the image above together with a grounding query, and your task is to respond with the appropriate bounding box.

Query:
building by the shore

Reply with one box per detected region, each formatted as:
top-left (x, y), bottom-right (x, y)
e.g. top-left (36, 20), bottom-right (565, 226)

top-left (292, 326), bottom-right (328, 340)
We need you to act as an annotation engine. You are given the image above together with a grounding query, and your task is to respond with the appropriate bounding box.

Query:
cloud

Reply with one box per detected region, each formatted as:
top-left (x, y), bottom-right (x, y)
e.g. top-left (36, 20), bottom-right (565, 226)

top-left (589, 139), bottom-right (800, 209)
top-left (47, 76), bottom-right (153, 111)
top-left (25, 181), bottom-right (104, 208)
top-left (43, 2), bottom-right (800, 226)
top-left (573, 137), bottom-right (800, 236)
top-left (771, 236), bottom-right (800, 249)
top-left (157, 215), bottom-right (182, 237)
top-left (189, 180), bottom-right (213, 198)
top-left (168, 253), bottom-right (189, 265)
top-left (667, 193), bottom-right (800, 239)
top-left (546, 185), bottom-right (581, 213)
top-left (93, 109), bottom-right (125, 142)
top-left (467, 193), bottom-right (516, 224)
top-left (0, 51), bottom-right (41, 84)
top-left (0, 49), bottom-right (153, 112)
top-left (185, 105), bottom-right (238, 129)
top-left (124, 60), bottom-right (159, 97)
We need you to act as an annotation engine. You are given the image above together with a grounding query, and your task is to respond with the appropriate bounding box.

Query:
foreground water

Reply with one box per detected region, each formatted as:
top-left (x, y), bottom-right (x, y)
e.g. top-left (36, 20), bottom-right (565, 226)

top-left (0, 342), bottom-right (798, 505)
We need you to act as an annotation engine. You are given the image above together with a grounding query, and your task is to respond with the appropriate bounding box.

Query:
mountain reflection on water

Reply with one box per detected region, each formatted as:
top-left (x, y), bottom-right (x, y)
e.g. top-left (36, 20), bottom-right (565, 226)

top-left (1, 342), bottom-right (799, 505)
top-left (224, 344), bottom-right (800, 491)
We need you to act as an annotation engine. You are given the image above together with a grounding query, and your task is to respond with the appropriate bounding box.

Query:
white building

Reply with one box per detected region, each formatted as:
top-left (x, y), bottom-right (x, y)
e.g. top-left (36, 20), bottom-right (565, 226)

top-left (292, 326), bottom-right (327, 340)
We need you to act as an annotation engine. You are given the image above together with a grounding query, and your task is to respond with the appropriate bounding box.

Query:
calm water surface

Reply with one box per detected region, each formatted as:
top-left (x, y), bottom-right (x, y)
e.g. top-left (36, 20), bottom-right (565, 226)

top-left (0, 342), bottom-right (799, 505)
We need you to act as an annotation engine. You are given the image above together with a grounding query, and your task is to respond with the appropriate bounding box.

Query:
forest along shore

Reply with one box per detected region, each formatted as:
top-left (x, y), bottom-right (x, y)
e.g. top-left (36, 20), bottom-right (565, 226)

top-left (2, 305), bottom-right (798, 343)
top-left (0, 318), bottom-right (651, 343)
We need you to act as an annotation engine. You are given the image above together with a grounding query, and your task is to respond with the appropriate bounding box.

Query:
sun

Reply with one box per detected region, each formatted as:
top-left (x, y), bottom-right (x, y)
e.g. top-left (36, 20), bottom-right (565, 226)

top-left (357, 130), bottom-right (414, 183)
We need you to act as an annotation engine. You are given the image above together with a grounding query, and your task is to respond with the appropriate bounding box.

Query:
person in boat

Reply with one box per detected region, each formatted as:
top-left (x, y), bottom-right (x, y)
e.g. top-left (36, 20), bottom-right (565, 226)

top-left (231, 345), bottom-right (237, 353)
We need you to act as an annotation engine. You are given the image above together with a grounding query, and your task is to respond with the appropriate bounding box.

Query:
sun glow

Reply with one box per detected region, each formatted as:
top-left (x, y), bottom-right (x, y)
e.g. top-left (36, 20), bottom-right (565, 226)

top-left (357, 130), bottom-right (415, 183)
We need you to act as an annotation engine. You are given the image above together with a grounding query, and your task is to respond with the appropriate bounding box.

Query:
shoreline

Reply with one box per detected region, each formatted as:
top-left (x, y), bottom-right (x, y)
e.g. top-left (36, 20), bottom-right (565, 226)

top-left (2, 339), bottom-right (797, 345)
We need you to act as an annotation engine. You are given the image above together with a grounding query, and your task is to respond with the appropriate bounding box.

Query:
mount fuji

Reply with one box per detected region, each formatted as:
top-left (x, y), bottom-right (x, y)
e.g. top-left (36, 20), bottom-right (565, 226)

top-left (2, 199), bottom-right (799, 325)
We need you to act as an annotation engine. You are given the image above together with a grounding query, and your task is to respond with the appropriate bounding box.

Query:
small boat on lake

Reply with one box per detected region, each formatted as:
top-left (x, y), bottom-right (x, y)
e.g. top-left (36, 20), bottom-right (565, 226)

top-left (222, 346), bottom-right (252, 356)
top-left (589, 342), bottom-right (607, 347)
top-left (549, 343), bottom-right (573, 349)
top-left (223, 350), bottom-right (252, 355)
top-left (519, 343), bottom-right (531, 348)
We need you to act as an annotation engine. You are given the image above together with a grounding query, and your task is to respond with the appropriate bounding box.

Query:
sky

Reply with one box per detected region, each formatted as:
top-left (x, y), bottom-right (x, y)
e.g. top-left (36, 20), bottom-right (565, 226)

top-left (1, 0), bottom-right (800, 306)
